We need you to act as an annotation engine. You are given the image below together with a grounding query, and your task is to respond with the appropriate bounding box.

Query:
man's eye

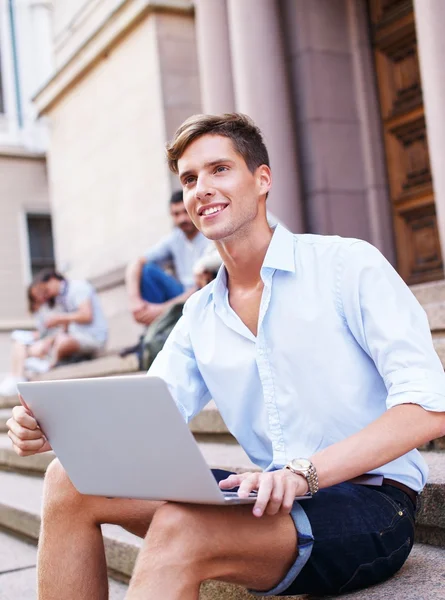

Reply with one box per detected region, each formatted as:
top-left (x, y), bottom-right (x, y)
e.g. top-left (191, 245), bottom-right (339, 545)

top-left (184, 176), bottom-right (196, 185)
top-left (215, 166), bottom-right (228, 173)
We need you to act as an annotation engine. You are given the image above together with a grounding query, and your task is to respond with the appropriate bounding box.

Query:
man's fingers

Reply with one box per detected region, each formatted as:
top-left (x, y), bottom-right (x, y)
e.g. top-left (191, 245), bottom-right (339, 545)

top-left (18, 394), bottom-right (32, 414)
top-left (265, 475), bottom-right (285, 516)
top-left (11, 406), bottom-right (38, 429)
top-left (219, 474), bottom-right (245, 489)
top-left (7, 429), bottom-right (48, 456)
top-left (237, 473), bottom-right (260, 498)
top-left (281, 482), bottom-right (298, 514)
top-left (252, 473), bottom-right (274, 517)
top-left (7, 418), bottom-right (44, 441)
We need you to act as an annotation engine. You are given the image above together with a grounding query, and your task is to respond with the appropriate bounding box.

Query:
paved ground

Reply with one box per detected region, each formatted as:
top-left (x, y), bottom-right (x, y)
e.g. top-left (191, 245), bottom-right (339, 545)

top-left (0, 529), bottom-right (128, 599)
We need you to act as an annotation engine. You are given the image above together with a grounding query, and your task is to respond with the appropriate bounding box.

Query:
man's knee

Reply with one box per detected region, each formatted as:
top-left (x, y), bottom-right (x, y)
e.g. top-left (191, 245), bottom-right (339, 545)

top-left (43, 459), bottom-right (84, 517)
top-left (149, 503), bottom-right (209, 560)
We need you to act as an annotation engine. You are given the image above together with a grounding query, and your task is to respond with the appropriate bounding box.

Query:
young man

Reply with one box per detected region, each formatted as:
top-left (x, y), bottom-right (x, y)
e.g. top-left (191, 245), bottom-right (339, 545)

top-left (7, 114), bottom-right (445, 599)
top-left (125, 190), bottom-right (212, 326)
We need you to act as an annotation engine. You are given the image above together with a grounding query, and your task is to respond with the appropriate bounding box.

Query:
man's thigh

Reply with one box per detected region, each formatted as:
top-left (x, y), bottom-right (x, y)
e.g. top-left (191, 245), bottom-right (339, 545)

top-left (45, 459), bottom-right (162, 539)
top-left (146, 500), bottom-right (299, 594)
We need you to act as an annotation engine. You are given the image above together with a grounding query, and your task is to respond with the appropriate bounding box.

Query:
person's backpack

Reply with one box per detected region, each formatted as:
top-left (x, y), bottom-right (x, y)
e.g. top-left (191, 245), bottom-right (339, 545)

top-left (139, 302), bottom-right (184, 371)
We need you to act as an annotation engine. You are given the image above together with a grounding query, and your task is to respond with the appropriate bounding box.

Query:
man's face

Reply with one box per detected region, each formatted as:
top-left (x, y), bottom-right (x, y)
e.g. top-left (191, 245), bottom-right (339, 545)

top-left (170, 201), bottom-right (197, 237)
top-left (178, 134), bottom-right (270, 241)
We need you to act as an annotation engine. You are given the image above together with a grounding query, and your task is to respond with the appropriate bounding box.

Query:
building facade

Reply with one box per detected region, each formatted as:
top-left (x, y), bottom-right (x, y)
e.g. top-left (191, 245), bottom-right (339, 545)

top-left (23, 0), bottom-right (445, 359)
top-left (0, 0), bottom-right (53, 373)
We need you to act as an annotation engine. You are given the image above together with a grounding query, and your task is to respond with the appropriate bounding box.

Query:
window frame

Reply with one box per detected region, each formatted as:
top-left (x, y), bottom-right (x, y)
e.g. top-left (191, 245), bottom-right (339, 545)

top-left (20, 209), bottom-right (56, 285)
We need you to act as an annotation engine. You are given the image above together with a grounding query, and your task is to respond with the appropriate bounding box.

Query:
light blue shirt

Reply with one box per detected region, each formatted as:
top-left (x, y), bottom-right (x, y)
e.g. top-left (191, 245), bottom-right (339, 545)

top-left (149, 224), bottom-right (445, 492)
top-left (144, 228), bottom-right (212, 289)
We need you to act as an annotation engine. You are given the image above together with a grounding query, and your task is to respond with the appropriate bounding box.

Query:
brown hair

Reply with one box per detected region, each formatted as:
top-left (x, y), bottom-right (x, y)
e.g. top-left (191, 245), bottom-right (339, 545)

top-left (166, 113), bottom-right (270, 175)
top-left (27, 284), bottom-right (39, 314)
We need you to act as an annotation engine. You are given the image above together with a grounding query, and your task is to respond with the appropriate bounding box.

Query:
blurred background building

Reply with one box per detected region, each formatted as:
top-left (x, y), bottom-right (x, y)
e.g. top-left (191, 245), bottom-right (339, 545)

top-left (1, 0), bottom-right (445, 371)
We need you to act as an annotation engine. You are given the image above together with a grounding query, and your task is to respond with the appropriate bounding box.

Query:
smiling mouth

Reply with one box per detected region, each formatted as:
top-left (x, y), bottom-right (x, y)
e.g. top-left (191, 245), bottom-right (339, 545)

top-left (200, 205), bottom-right (227, 217)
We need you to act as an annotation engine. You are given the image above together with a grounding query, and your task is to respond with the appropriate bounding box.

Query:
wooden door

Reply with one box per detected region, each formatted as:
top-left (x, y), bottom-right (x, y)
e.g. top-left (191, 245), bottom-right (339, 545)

top-left (368, 0), bottom-right (443, 284)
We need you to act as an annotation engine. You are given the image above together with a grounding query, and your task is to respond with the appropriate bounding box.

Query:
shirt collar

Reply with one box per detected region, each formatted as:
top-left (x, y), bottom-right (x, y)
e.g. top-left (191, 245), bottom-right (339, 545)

top-left (209, 224), bottom-right (295, 307)
top-left (261, 224), bottom-right (296, 273)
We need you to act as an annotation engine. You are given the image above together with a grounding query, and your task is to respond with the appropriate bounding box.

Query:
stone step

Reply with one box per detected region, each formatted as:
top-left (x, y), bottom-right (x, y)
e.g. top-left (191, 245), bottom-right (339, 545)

top-left (411, 280), bottom-right (445, 332)
top-left (0, 433), bottom-right (255, 476)
top-left (0, 469), bottom-right (444, 599)
top-left (0, 528), bottom-right (128, 600)
top-left (0, 354), bottom-right (140, 405)
top-left (432, 336), bottom-right (445, 366)
top-left (0, 394), bottom-right (18, 410)
top-left (0, 408), bottom-right (10, 432)
top-left (411, 280), bottom-right (445, 307)
top-left (0, 398), bottom-right (232, 437)
top-left (33, 353), bottom-right (140, 381)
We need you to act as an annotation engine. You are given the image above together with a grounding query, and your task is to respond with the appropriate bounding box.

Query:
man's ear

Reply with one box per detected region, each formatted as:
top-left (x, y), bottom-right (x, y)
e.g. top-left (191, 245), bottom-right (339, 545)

top-left (257, 165), bottom-right (272, 197)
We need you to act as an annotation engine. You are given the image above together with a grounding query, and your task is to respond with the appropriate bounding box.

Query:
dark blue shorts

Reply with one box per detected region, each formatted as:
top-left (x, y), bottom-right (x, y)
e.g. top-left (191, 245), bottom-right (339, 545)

top-left (212, 471), bottom-right (416, 597)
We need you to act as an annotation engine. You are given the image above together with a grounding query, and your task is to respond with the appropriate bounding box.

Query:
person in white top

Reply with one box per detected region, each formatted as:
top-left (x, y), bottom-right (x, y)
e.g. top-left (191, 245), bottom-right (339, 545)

top-left (7, 113), bottom-right (445, 599)
top-left (0, 285), bottom-right (63, 396)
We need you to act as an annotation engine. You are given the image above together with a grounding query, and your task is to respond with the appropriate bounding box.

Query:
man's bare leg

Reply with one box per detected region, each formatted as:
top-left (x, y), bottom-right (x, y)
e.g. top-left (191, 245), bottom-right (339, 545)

top-left (38, 460), bottom-right (162, 600)
top-left (127, 502), bottom-right (298, 600)
top-left (49, 333), bottom-right (82, 367)
top-left (11, 342), bottom-right (28, 378)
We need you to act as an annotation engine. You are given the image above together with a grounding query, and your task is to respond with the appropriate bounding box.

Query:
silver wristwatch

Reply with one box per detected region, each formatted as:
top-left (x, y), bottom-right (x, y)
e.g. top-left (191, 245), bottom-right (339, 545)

top-left (285, 458), bottom-right (319, 495)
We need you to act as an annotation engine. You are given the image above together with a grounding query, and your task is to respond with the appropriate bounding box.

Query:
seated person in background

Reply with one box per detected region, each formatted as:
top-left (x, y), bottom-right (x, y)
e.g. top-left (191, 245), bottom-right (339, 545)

top-left (125, 190), bottom-right (212, 326)
top-left (0, 284), bottom-right (63, 396)
top-left (32, 269), bottom-right (108, 367)
top-left (139, 245), bottom-right (223, 370)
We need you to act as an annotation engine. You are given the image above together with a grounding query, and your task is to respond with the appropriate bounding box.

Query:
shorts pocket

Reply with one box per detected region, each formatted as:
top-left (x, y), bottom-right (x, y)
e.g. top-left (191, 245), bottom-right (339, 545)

top-left (375, 489), bottom-right (416, 530)
top-left (338, 537), bottom-right (412, 594)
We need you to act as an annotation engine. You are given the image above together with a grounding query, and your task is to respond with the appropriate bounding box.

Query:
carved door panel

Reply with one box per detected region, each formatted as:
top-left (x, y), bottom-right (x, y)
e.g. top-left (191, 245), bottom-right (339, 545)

top-left (369, 0), bottom-right (443, 284)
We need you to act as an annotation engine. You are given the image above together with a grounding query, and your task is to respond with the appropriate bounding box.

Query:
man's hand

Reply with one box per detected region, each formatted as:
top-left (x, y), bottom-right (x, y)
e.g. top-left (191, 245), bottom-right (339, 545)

top-left (45, 314), bottom-right (66, 329)
top-left (219, 469), bottom-right (309, 518)
top-left (6, 400), bottom-right (52, 457)
top-left (129, 298), bottom-right (154, 325)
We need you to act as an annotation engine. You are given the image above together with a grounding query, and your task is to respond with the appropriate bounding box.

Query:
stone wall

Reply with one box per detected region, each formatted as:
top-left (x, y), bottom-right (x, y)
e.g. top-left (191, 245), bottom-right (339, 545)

top-left (0, 153), bottom-right (50, 373)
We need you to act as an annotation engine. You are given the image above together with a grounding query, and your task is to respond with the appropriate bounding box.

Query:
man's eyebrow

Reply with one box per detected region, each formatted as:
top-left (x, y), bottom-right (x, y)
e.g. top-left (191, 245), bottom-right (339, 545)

top-left (179, 158), bottom-right (235, 180)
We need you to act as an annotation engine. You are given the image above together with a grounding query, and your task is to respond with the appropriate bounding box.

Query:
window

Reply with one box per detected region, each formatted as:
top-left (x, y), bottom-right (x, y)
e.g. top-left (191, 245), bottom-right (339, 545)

top-left (26, 214), bottom-right (55, 278)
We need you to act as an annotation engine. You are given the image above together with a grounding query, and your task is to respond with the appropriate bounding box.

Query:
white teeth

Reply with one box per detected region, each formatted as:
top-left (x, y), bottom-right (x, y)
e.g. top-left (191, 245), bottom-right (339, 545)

top-left (202, 205), bottom-right (224, 216)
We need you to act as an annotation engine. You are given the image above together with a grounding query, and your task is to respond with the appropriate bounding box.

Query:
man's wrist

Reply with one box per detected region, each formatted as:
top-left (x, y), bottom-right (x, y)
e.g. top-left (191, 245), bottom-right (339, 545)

top-left (286, 471), bottom-right (309, 495)
top-left (285, 458), bottom-right (319, 495)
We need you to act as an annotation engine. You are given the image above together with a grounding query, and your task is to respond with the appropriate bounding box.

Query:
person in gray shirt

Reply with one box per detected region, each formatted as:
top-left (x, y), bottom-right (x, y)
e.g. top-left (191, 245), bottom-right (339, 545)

top-left (33, 270), bottom-right (108, 365)
top-left (125, 190), bottom-right (211, 326)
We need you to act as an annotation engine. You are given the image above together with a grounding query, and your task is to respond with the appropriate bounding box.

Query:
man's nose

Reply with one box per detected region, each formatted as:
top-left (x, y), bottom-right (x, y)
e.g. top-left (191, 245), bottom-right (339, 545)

top-left (195, 175), bottom-right (214, 199)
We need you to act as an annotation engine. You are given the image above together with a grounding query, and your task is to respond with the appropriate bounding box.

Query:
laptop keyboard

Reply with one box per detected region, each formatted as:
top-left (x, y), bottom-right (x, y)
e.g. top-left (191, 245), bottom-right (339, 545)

top-left (223, 491), bottom-right (257, 498)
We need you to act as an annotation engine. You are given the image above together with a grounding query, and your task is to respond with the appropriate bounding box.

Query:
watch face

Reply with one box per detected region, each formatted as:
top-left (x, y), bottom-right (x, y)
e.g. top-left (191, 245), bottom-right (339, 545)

top-left (291, 458), bottom-right (311, 470)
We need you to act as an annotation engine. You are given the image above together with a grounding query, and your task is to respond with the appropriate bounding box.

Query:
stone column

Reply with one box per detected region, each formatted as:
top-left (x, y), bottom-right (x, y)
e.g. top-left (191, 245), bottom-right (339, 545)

top-left (29, 0), bottom-right (54, 90)
top-left (347, 0), bottom-right (395, 263)
top-left (414, 0), bottom-right (445, 258)
top-left (227, 0), bottom-right (304, 231)
top-left (194, 0), bottom-right (235, 114)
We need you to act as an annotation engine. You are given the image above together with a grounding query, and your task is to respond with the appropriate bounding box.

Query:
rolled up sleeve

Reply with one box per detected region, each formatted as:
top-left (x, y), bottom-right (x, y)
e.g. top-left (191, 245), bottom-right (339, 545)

top-left (147, 300), bottom-right (211, 422)
top-left (341, 241), bottom-right (445, 413)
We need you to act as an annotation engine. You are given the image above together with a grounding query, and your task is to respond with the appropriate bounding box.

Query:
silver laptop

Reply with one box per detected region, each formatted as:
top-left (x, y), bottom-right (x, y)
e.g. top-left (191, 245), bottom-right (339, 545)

top-left (18, 376), bottom-right (309, 506)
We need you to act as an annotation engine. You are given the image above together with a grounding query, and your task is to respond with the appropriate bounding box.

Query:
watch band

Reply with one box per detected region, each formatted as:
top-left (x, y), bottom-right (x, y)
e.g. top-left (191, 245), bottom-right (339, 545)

top-left (285, 459), bottom-right (319, 495)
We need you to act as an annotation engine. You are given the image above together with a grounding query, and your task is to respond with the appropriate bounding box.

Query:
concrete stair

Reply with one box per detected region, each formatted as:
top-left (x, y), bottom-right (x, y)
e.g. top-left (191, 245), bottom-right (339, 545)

top-left (0, 464), bottom-right (444, 599)
top-left (32, 353), bottom-right (140, 382)
top-left (0, 529), bottom-right (129, 600)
